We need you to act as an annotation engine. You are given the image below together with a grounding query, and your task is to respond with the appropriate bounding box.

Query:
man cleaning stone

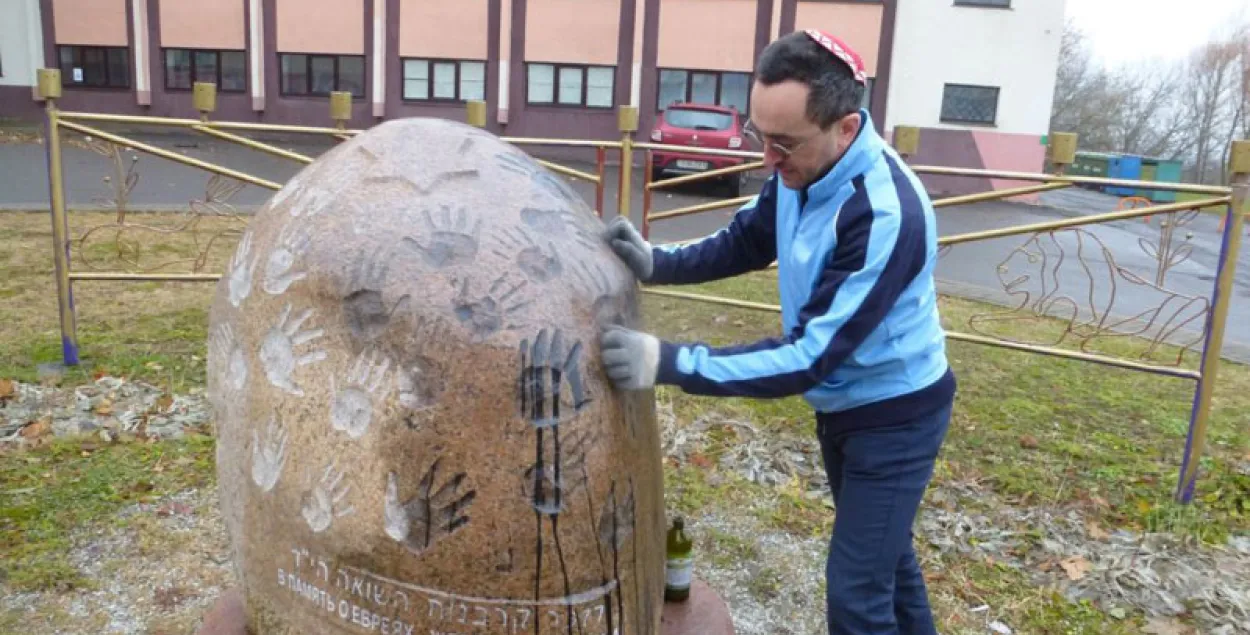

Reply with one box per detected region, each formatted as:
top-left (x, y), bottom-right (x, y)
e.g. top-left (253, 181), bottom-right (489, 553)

top-left (600, 29), bottom-right (956, 635)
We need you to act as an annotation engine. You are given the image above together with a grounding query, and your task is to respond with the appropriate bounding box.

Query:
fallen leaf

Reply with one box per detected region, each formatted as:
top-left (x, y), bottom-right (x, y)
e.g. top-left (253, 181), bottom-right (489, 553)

top-left (154, 394), bottom-right (174, 412)
top-left (145, 362), bottom-right (164, 371)
top-left (1109, 606), bottom-right (1127, 619)
top-left (94, 399), bottom-right (114, 416)
top-left (1019, 434), bottom-right (1039, 449)
top-left (19, 417), bottom-right (51, 439)
top-left (1060, 556), bottom-right (1091, 581)
top-left (1085, 520), bottom-right (1109, 540)
top-left (689, 453), bottom-right (713, 469)
top-left (0, 378), bottom-right (14, 402)
top-left (1090, 495), bottom-right (1110, 508)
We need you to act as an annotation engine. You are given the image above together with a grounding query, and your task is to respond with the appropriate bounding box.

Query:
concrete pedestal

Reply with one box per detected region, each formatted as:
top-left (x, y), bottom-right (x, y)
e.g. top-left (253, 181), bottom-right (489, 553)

top-left (198, 580), bottom-right (734, 635)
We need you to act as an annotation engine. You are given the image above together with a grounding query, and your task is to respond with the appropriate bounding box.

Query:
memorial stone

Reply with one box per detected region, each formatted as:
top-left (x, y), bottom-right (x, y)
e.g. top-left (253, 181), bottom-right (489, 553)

top-left (206, 117), bottom-right (666, 634)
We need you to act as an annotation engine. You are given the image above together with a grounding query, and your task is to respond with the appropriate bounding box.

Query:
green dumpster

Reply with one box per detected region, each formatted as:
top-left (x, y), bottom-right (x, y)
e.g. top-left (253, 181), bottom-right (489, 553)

top-left (1138, 157), bottom-right (1182, 202)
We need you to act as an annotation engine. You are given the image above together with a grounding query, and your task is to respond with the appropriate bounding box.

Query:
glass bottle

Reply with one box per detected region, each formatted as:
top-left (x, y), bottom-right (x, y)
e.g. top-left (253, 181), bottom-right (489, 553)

top-left (665, 516), bottom-right (693, 602)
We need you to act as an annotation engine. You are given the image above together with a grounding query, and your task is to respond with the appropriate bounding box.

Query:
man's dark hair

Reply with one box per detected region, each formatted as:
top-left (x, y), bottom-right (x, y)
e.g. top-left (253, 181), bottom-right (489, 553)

top-left (755, 31), bottom-right (865, 128)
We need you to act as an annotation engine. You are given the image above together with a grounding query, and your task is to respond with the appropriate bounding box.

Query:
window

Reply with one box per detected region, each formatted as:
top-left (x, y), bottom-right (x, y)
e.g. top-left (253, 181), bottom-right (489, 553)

top-left (940, 84), bottom-right (999, 125)
top-left (656, 69), bottom-right (751, 114)
top-left (526, 63), bottom-right (614, 108)
top-left (58, 45), bottom-right (130, 89)
top-left (953, 0), bottom-right (1010, 7)
top-left (164, 49), bottom-right (246, 92)
top-left (278, 54), bottom-right (365, 98)
top-left (402, 59), bottom-right (485, 102)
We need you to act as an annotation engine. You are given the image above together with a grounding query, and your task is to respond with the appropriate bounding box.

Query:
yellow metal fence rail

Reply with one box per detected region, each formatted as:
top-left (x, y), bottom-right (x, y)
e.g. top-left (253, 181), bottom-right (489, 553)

top-left (32, 74), bottom-right (1246, 504)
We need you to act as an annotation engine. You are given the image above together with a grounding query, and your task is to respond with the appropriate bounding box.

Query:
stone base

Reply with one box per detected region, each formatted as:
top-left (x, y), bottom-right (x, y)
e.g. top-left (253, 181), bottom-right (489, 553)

top-left (660, 579), bottom-right (736, 635)
top-left (196, 580), bottom-right (734, 635)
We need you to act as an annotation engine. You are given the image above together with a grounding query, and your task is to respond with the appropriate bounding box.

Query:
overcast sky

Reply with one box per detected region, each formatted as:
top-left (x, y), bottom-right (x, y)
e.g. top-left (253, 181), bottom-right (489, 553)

top-left (1065, 0), bottom-right (1250, 68)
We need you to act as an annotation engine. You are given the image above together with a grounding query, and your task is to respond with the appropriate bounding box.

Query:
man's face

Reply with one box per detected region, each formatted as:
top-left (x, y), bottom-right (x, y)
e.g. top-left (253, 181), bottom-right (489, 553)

top-left (747, 79), bottom-right (860, 190)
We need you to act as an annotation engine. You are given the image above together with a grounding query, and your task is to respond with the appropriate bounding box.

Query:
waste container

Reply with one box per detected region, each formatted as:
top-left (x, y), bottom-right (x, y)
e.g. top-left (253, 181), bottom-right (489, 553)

top-left (1106, 154), bottom-right (1143, 196)
top-left (1138, 157), bottom-right (1183, 202)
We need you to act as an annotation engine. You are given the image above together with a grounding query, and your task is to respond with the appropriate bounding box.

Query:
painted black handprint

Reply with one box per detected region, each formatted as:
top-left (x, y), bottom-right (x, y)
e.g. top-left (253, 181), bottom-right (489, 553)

top-left (342, 246), bottom-right (411, 342)
top-left (383, 458), bottom-right (477, 555)
top-left (523, 426), bottom-right (596, 515)
top-left (497, 151), bottom-right (584, 207)
top-left (493, 227), bottom-right (563, 283)
top-left (452, 273), bottom-right (532, 341)
top-left (518, 327), bottom-right (591, 430)
top-left (403, 204), bottom-right (482, 269)
top-left (519, 206), bottom-right (597, 251)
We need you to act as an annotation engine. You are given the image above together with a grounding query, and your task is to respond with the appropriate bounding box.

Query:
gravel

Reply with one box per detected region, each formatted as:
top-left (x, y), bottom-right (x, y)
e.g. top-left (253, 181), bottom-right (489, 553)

top-left (0, 376), bottom-right (212, 444)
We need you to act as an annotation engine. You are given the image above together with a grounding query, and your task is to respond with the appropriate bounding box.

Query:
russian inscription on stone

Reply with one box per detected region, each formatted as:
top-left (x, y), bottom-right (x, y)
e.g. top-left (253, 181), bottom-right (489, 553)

top-left (207, 117), bottom-right (665, 634)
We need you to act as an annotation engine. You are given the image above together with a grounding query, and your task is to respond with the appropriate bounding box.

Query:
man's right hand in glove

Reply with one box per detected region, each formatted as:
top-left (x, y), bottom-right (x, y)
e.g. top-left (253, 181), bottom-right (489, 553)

top-left (603, 216), bottom-right (653, 282)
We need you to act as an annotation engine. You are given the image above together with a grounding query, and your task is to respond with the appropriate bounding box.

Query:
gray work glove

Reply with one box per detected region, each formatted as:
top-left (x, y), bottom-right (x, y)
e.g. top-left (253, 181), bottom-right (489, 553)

top-left (603, 216), bottom-right (654, 282)
top-left (599, 325), bottom-right (660, 391)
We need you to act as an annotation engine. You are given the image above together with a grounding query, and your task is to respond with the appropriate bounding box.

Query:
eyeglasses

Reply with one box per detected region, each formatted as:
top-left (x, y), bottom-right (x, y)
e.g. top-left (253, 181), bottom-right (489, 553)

top-left (742, 120), bottom-right (819, 160)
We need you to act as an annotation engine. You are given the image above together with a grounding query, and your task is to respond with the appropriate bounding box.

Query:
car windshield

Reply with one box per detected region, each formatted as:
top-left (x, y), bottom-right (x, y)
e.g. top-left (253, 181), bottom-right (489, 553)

top-left (663, 108), bottom-right (734, 131)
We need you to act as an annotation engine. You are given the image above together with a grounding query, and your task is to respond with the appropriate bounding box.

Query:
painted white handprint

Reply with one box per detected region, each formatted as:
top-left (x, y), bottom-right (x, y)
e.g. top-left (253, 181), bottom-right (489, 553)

top-left (260, 303), bottom-right (327, 396)
top-left (301, 461), bottom-right (355, 533)
top-left (330, 348), bottom-right (393, 439)
top-left (251, 415), bottom-right (288, 492)
top-left (228, 230), bottom-right (260, 308)
top-left (263, 222), bottom-right (312, 295)
top-left (209, 323), bottom-right (248, 393)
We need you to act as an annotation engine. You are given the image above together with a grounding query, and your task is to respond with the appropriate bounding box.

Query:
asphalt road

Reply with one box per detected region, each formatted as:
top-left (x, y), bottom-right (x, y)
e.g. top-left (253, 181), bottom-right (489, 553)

top-left (2, 132), bottom-right (1246, 362)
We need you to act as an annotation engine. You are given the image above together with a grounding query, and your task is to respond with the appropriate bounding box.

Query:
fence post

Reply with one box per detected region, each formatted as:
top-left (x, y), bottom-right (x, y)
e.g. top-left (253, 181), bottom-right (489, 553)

top-left (38, 68), bottom-right (79, 367)
top-left (194, 82), bottom-right (217, 123)
top-left (466, 100), bottom-right (487, 129)
top-left (330, 91), bottom-right (352, 130)
top-left (892, 125), bottom-right (919, 161)
top-left (642, 150), bottom-right (653, 240)
top-left (1175, 139), bottom-right (1249, 502)
top-left (618, 106), bottom-right (638, 219)
top-left (1049, 132), bottom-right (1077, 176)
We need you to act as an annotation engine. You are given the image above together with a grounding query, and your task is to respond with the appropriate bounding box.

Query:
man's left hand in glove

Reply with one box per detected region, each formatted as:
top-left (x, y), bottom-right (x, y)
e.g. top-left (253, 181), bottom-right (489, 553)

top-left (599, 325), bottom-right (660, 391)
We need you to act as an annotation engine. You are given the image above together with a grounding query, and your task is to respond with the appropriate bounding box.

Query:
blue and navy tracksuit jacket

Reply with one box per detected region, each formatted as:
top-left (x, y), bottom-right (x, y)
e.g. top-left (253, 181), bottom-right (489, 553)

top-left (651, 109), bottom-right (956, 430)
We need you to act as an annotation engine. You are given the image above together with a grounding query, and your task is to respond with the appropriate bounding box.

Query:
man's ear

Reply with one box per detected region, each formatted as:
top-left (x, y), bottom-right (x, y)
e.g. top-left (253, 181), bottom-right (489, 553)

top-left (838, 112), bottom-right (862, 139)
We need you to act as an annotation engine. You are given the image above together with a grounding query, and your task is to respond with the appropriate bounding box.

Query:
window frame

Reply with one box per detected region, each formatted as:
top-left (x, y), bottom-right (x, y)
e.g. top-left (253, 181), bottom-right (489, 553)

top-left (162, 48), bottom-right (247, 93)
top-left (400, 57), bottom-right (487, 103)
top-left (277, 53), bottom-right (367, 99)
top-left (939, 83), bottom-right (1000, 126)
top-left (524, 62), bottom-right (616, 110)
top-left (57, 45), bottom-right (132, 90)
top-left (655, 67), bottom-right (752, 115)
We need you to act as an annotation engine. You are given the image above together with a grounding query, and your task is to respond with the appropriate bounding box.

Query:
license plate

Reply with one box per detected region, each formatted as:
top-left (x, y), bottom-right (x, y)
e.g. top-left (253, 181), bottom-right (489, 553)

top-left (675, 159), bottom-right (710, 170)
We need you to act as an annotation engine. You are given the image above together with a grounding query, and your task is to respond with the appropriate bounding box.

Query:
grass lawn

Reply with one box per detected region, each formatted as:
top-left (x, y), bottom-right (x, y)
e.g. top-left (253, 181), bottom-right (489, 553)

top-left (1, 210), bottom-right (1248, 633)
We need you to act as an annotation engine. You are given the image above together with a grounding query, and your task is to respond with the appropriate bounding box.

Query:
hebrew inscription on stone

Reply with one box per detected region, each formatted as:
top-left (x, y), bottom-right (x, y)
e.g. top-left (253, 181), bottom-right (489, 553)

top-left (207, 117), bottom-right (665, 634)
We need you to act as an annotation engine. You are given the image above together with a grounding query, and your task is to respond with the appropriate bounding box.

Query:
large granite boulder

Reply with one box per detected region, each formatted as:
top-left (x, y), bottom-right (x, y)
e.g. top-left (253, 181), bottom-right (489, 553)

top-left (206, 118), bottom-right (665, 634)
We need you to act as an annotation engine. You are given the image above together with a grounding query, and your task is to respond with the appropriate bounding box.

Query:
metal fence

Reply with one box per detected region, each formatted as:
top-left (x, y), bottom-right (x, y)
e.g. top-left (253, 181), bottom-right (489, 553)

top-left (32, 70), bottom-right (1247, 504)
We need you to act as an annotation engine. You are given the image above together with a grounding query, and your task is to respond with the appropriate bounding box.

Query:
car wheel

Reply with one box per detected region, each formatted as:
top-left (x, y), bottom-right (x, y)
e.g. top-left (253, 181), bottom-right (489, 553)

top-left (725, 171), bottom-right (747, 198)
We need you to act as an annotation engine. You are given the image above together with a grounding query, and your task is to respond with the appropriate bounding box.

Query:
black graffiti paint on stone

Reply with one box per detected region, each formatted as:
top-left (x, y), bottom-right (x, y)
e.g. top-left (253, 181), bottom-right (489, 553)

top-left (383, 457), bottom-right (477, 555)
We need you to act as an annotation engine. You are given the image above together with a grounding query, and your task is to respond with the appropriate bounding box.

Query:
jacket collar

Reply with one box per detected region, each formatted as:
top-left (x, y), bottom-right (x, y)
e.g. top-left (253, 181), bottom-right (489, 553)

top-left (795, 108), bottom-right (884, 207)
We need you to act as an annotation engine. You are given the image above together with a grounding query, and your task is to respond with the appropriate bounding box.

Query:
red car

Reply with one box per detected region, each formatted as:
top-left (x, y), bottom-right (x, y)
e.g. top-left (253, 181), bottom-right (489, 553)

top-left (650, 102), bottom-right (752, 197)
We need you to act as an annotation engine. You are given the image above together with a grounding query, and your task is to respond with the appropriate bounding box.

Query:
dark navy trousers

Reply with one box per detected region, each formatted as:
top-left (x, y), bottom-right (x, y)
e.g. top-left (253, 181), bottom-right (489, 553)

top-left (815, 399), bottom-right (952, 635)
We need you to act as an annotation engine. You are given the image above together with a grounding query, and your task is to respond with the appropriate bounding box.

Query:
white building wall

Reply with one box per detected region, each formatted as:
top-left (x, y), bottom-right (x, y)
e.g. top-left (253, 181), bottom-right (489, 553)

top-left (885, 0), bottom-right (1065, 135)
top-left (0, 0), bottom-right (45, 92)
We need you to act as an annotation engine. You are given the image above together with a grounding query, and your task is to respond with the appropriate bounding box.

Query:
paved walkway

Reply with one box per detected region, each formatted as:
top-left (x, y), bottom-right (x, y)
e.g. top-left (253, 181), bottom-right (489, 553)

top-left (1, 132), bottom-right (1245, 363)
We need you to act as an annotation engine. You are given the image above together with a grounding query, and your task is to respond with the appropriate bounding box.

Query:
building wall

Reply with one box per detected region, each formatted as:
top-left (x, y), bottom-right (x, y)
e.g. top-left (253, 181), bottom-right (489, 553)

top-left (793, 1), bottom-right (882, 76)
top-left (885, 0), bottom-right (1066, 197)
top-left (159, 0), bottom-right (246, 50)
top-left (53, 0), bottom-right (128, 46)
top-left (0, 0), bottom-right (45, 119)
top-left (2, 0), bottom-right (1066, 189)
